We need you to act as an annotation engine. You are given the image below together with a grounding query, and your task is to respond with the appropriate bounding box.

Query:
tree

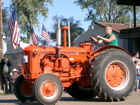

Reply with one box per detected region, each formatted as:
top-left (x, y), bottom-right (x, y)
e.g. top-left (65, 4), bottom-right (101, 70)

top-left (10, 0), bottom-right (53, 43)
top-left (2, 7), bottom-right (10, 38)
top-left (49, 15), bottom-right (85, 46)
top-left (75, 0), bottom-right (140, 24)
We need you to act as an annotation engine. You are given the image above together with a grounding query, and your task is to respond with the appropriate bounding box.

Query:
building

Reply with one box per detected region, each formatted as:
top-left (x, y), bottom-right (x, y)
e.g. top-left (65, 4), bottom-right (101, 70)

top-left (5, 42), bottom-right (29, 70)
top-left (73, 22), bottom-right (133, 51)
top-left (117, 0), bottom-right (140, 54)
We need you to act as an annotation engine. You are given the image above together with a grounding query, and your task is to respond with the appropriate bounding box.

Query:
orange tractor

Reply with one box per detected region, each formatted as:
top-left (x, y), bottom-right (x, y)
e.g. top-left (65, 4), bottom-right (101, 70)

top-left (14, 20), bottom-right (136, 105)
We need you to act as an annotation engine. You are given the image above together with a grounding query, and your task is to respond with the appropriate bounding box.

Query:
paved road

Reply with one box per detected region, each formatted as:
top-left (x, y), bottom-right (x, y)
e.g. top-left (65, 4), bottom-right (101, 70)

top-left (0, 91), bottom-right (140, 105)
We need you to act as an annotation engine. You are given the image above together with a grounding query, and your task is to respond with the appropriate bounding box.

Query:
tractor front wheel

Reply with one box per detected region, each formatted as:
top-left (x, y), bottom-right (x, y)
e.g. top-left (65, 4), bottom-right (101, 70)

top-left (33, 73), bottom-right (63, 105)
top-left (14, 75), bottom-right (35, 102)
top-left (90, 48), bottom-right (136, 101)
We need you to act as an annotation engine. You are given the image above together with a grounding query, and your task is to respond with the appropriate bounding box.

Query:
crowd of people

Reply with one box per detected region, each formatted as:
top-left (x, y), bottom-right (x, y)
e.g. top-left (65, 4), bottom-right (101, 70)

top-left (0, 55), bottom-right (19, 94)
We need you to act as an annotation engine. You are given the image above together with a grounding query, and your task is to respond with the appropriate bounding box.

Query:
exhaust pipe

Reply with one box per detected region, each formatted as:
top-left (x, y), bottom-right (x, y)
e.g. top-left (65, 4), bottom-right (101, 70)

top-left (56, 21), bottom-right (61, 58)
top-left (68, 21), bottom-right (71, 47)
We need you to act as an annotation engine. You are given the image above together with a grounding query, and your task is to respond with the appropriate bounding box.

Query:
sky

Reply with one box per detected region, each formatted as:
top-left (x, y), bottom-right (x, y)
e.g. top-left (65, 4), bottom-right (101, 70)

top-left (3, 0), bottom-right (90, 32)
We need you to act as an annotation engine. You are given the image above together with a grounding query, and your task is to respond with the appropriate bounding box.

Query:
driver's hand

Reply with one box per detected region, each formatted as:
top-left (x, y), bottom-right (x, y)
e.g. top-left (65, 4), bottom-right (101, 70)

top-left (97, 40), bottom-right (103, 44)
top-left (97, 35), bottom-right (101, 39)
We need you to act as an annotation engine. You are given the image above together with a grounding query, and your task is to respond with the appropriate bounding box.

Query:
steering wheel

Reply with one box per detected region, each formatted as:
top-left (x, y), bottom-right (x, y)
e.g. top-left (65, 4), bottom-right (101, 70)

top-left (89, 35), bottom-right (104, 50)
top-left (89, 35), bottom-right (101, 44)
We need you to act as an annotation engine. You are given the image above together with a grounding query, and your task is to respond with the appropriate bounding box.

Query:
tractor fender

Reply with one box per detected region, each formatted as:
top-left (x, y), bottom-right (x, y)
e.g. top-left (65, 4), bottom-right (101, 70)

top-left (93, 45), bottom-right (132, 57)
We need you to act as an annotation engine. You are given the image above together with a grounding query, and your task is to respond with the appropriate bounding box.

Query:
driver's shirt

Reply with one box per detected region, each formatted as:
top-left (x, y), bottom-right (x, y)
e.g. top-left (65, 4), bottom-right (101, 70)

top-left (104, 33), bottom-right (118, 46)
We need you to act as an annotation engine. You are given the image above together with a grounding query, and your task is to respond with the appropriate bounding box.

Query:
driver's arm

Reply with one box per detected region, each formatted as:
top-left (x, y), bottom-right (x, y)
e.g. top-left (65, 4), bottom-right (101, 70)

top-left (89, 36), bottom-right (103, 44)
top-left (97, 35), bottom-right (115, 43)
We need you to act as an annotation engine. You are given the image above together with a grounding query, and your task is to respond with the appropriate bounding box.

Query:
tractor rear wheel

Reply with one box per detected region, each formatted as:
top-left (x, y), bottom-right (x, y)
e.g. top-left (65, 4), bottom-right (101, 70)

top-left (14, 75), bottom-right (35, 102)
top-left (90, 48), bottom-right (136, 101)
top-left (65, 82), bottom-right (96, 99)
top-left (33, 73), bottom-right (63, 105)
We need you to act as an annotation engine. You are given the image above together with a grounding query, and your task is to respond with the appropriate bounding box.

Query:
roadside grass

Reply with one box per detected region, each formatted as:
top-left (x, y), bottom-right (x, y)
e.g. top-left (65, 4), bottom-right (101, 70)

top-left (0, 93), bottom-right (9, 96)
top-left (0, 93), bottom-right (7, 96)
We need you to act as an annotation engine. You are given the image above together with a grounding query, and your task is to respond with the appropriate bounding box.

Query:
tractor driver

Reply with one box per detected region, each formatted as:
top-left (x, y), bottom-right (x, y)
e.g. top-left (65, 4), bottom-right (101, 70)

top-left (91, 24), bottom-right (118, 46)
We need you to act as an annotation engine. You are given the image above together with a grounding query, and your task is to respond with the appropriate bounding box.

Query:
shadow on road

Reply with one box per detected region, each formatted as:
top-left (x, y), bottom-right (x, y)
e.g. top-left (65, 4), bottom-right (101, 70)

top-left (0, 99), bottom-right (41, 105)
top-left (0, 95), bottom-right (107, 105)
top-left (60, 96), bottom-right (104, 102)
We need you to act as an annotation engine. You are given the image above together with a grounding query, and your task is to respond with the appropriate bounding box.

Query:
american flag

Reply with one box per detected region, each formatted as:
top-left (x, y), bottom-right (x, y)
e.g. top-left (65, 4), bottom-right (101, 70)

top-left (31, 28), bottom-right (38, 44)
top-left (8, 9), bottom-right (20, 49)
top-left (41, 24), bottom-right (52, 43)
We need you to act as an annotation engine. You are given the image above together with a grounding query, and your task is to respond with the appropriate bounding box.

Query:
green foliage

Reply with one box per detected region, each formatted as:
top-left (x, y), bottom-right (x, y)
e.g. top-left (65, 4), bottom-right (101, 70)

top-left (10, 0), bottom-right (53, 42)
top-left (49, 15), bottom-right (85, 46)
top-left (2, 8), bottom-right (10, 37)
top-left (20, 37), bottom-right (30, 43)
top-left (75, 0), bottom-right (140, 24)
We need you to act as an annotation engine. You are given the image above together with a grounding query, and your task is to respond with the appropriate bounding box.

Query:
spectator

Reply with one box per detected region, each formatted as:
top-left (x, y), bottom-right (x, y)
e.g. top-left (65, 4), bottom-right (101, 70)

top-left (132, 51), bottom-right (139, 62)
top-left (0, 63), bottom-right (4, 91)
top-left (0, 55), bottom-right (12, 94)
top-left (11, 68), bottom-right (19, 93)
top-left (11, 68), bottom-right (19, 84)
top-left (134, 60), bottom-right (140, 91)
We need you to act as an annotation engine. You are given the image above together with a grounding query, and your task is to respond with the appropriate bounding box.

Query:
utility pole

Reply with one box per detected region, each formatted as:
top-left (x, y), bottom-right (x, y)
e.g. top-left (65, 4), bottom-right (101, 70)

top-left (0, 0), bottom-right (3, 60)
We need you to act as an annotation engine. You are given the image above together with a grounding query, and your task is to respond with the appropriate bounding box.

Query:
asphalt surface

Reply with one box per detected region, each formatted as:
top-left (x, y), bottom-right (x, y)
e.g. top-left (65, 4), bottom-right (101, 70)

top-left (0, 91), bottom-right (140, 105)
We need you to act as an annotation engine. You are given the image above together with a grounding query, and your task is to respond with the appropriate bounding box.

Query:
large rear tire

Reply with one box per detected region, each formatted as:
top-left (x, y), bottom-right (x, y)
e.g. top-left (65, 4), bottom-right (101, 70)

top-left (14, 75), bottom-right (35, 102)
top-left (33, 73), bottom-right (63, 105)
top-left (90, 48), bottom-right (136, 101)
top-left (65, 82), bottom-right (96, 99)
